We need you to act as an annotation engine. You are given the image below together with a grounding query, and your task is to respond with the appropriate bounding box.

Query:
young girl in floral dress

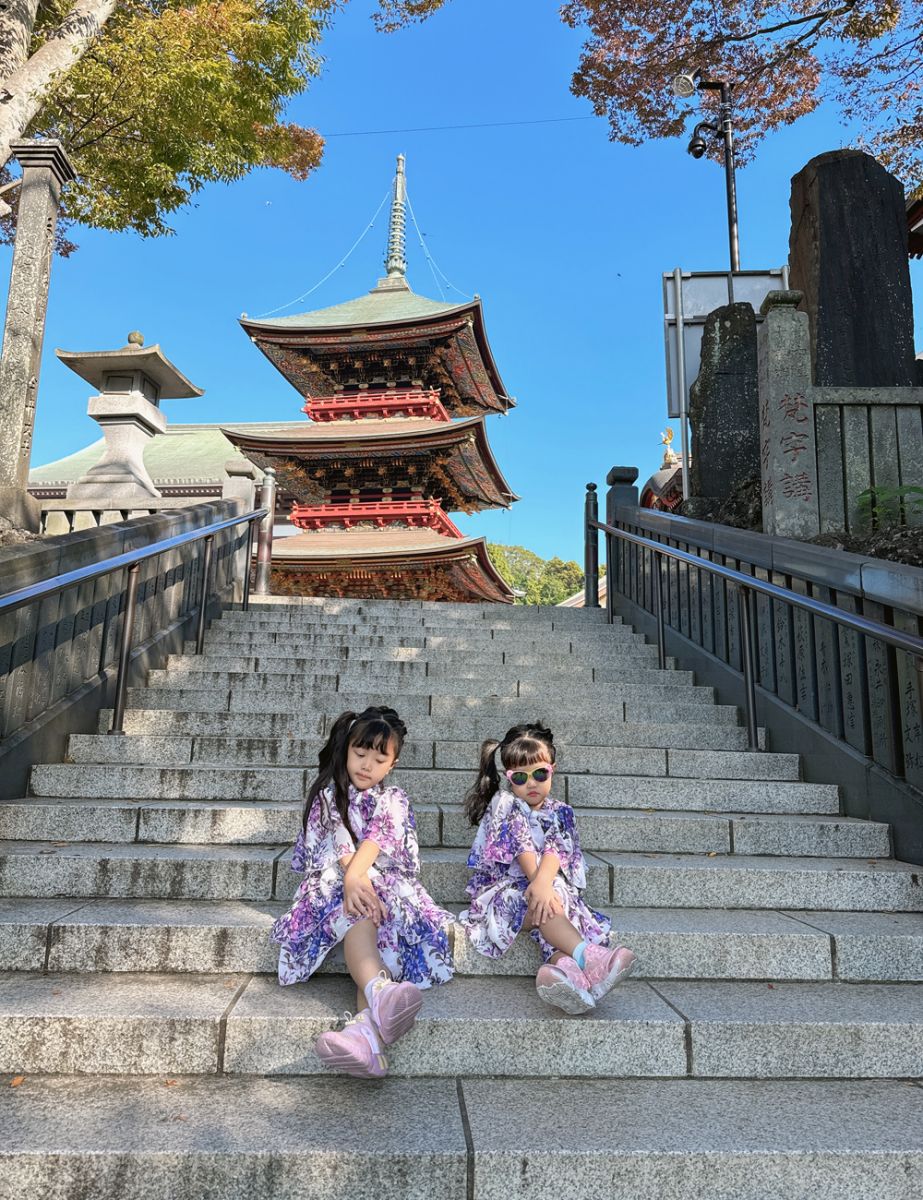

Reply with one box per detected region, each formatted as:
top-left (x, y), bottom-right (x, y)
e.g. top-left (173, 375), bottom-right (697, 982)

top-left (271, 705), bottom-right (454, 1078)
top-left (460, 721), bottom-right (637, 1013)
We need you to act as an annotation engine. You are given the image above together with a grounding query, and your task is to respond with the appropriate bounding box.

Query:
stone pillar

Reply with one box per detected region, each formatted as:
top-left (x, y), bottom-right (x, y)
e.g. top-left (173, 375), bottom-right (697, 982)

top-left (688, 302), bottom-right (759, 502)
top-left (757, 291), bottom-right (820, 538)
top-left (0, 140), bottom-right (76, 531)
top-left (606, 466), bottom-right (639, 524)
top-left (789, 149), bottom-right (915, 386)
top-left (222, 457), bottom-right (259, 508)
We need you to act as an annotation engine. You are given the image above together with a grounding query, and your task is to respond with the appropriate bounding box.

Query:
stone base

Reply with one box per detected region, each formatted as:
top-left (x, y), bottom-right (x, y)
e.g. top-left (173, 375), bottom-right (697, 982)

top-left (0, 486), bottom-right (41, 533)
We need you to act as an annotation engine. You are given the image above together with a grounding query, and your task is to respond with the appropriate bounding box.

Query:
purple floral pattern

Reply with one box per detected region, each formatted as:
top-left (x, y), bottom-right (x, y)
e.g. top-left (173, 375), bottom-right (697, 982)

top-left (459, 790), bottom-right (611, 962)
top-left (272, 782), bottom-right (454, 989)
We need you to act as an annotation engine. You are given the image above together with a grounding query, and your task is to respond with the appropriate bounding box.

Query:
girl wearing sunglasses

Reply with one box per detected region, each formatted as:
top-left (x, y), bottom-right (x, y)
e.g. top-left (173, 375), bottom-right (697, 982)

top-left (459, 721), bottom-right (636, 1014)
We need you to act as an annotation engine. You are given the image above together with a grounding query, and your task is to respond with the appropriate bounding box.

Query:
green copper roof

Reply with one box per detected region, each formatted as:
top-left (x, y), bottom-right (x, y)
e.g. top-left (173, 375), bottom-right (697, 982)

top-left (244, 283), bottom-right (467, 331)
top-left (29, 425), bottom-right (253, 485)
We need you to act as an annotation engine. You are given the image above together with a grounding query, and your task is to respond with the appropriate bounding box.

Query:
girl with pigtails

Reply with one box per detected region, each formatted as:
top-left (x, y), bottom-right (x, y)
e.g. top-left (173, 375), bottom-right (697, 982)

top-left (460, 721), bottom-right (637, 1013)
top-left (271, 705), bottom-right (453, 1078)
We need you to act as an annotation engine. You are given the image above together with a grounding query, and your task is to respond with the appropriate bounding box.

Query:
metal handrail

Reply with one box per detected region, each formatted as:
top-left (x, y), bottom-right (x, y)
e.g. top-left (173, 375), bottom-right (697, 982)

top-left (587, 506), bottom-right (923, 752)
top-left (0, 506), bottom-right (267, 735)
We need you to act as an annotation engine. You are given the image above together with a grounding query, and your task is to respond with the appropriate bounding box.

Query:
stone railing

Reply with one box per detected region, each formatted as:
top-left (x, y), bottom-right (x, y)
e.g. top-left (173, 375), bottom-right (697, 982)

top-left (0, 500), bottom-right (250, 798)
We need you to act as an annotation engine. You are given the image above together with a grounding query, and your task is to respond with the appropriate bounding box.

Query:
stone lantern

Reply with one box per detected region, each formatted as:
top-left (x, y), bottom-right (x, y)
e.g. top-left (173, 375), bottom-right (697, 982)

top-left (58, 332), bottom-right (203, 503)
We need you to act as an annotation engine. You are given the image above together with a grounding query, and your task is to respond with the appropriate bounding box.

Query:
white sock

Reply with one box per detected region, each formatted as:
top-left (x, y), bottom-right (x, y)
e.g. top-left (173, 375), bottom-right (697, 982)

top-left (364, 973), bottom-right (390, 1008)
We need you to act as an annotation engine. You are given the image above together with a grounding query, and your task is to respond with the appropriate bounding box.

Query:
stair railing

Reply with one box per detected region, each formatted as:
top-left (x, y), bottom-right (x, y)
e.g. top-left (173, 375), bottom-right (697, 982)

top-left (0, 507), bottom-right (266, 736)
top-left (584, 487), bottom-right (923, 756)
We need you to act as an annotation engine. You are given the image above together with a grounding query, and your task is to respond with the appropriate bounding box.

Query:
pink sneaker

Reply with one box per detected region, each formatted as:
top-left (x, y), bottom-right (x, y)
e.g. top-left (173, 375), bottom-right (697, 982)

top-left (314, 1010), bottom-right (388, 1078)
top-left (367, 971), bottom-right (423, 1044)
top-left (535, 956), bottom-right (595, 1014)
top-left (582, 943), bottom-right (637, 1000)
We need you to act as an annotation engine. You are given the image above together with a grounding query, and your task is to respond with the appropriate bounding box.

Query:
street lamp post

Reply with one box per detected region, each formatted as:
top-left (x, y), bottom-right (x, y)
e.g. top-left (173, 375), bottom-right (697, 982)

top-left (674, 72), bottom-right (741, 272)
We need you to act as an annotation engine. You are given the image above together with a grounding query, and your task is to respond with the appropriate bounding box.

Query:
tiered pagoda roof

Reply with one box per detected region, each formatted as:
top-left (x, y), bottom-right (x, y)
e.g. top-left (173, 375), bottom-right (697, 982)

top-left (232, 154), bottom-right (518, 604)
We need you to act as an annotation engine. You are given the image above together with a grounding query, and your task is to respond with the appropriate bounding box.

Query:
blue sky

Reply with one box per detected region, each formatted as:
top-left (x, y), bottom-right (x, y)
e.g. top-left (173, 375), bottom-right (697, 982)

top-left (9, 0), bottom-right (923, 561)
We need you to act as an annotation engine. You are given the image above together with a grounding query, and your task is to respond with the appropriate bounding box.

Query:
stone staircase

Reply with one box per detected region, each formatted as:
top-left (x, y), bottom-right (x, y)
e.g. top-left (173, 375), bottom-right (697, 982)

top-left (1, 597), bottom-right (921, 1198)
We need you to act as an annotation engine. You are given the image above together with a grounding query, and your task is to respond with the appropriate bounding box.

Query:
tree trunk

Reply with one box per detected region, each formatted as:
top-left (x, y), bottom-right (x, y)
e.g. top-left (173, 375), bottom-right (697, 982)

top-left (0, 0), bottom-right (118, 175)
top-left (0, 1), bottom-right (41, 81)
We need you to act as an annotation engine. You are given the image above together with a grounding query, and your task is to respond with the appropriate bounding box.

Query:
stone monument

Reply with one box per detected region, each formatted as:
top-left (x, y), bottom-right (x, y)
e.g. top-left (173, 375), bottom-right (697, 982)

top-left (688, 301), bottom-right (760, 504)
top-left (57, 333), bottom-right (202, 503)
top-left (0, 140), bottom-right (75, 533)
top-left (789, 149), bottom-right (916, 386)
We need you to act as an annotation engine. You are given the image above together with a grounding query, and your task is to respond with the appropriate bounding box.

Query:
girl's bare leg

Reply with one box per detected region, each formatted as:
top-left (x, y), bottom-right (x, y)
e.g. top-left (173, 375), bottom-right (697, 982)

top-left (344, 919), bottom-right (386, 1011)
top-left (525, 912), bottom-right (582, 964)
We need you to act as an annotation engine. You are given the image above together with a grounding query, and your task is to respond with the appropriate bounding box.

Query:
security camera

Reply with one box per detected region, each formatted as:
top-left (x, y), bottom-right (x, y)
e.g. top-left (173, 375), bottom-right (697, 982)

top-left (687, 133), bottom-right (708, 159)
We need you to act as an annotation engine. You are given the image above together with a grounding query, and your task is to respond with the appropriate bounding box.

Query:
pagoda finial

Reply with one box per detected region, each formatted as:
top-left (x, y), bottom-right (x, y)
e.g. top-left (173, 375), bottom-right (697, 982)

top-left (384, 153), bottom-right (407, 280)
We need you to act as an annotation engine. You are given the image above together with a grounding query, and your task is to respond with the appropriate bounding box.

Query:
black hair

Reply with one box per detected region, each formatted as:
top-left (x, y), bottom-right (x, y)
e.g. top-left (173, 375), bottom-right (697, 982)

top-left (463, 721), bottom-right (556, 826)
top-left (304, 705), bottom-right (407, 836)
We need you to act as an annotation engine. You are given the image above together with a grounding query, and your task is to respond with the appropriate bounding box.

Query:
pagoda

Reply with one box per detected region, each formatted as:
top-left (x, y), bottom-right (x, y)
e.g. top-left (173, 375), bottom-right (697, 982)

top-left (228, 155), bottom-right (517, 602)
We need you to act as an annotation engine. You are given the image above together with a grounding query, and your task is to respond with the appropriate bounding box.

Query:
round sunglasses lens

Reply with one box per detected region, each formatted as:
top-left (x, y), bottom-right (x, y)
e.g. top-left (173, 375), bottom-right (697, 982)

top-left (532, 769), bottom-right (551, 782)
top-left (510, 772), bottom-right (528, 786)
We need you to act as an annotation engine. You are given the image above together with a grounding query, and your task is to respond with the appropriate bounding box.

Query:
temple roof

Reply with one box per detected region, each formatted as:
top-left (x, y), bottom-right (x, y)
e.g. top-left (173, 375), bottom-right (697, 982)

top-left (221, 416), bottom-right (517, 512)
top-left (240, 156), bottom-right (512, 416)
top-left (29, 425), bottom-right (251, 487)
top-left (270, 525), bottom-right (513, 603)
top-left (243, 284), bottom-right (465, 332)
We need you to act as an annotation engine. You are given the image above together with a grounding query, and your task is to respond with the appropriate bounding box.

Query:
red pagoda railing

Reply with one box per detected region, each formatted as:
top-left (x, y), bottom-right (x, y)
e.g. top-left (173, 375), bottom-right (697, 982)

top-left (302, 388), bottom-right (449, 422)
top-left (291, 497), bottom-right (462, 538)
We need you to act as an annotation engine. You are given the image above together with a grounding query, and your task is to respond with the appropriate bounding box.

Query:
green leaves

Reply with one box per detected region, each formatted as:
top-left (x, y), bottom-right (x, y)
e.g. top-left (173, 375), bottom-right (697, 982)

top-left (488, 543), bottom-right (585, 606)
top-left (21, 0), bottom-right (337, 237)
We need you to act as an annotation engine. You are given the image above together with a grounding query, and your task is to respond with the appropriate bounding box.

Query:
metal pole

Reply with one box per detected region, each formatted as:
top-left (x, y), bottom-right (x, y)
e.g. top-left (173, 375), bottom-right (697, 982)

top-left (604, 530), bottom-right (615, 625)
top-left (254, 467), bottom-right (277, 596)
top-left (108, 562), bottom-right (141, 735)
top-left (653, 552), bottom-right (666, 669)
top-left (673, 267), bottom-right (691, 501)
top-left (719, 82), bottom-right (741, 272)
top-left (584, 483), bottom-right (600, 608)
top-left (242, 518), bottom-right (257, 612)
top-left (738, 585), bottom-right (760, 750)
top-left (195, 535), bottom-right (214, 655)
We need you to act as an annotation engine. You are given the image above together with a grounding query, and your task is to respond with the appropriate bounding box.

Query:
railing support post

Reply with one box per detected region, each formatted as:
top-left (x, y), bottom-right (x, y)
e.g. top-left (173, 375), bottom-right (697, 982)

top-left (738, 585), bottom-right (760, 750)
top-left (108, 562), bottom-right (141, 735)
top-left (195, 535), bottom-right (214, 655)
top-left (254, 467), bottom-right (277, 596)
top-left (604, 530), bottom-right (615, 625)
top-left (242, 517), bottom-right (257, 612)
top-left (584, 483), bottom-right (599, 608)
top-left (652, 552), bottom-right (666, 669)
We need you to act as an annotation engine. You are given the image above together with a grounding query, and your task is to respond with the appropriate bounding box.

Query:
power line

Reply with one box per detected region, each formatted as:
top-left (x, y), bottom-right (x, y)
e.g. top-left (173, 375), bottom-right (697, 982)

top-left (406, 187), bottom-right (471, 302)
top-left (324, 115), bottom-right (595, 138)
top-left (251, 189), bottom-right (391, 319)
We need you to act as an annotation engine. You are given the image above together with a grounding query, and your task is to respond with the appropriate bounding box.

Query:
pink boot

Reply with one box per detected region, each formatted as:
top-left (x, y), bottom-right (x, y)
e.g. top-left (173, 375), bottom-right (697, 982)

top-left (366, 971), bottom-right (423, 1044)
top-left (314, 1010), bottom-right (388, 1078)
top-left (535, 956), bottom-right (595, 1014)
top-left (582, 943), bottom-right (637, 1001)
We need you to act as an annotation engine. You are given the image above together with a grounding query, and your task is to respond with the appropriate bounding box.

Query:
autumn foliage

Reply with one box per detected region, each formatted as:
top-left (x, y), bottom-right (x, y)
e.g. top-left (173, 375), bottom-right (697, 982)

top-left (381, 0), bottom-right (923, 184)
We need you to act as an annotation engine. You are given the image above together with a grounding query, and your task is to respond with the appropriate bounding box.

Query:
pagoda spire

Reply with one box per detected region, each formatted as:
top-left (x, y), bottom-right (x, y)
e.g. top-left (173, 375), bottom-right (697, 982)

top-left (376, 154), bottom-right (410, 291)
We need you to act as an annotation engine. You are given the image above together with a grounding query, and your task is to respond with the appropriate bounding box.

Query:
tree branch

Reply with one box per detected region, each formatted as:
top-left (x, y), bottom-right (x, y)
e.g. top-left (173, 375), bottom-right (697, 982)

top-left (0, 1), bottom-right (41, 81)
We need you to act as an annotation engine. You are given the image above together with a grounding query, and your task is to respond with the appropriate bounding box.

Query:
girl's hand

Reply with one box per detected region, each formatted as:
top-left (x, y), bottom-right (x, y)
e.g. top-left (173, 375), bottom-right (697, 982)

top-left (343, 871), bottom-right (386, 925)
top-left (525, 879), bottom-right (562, 927)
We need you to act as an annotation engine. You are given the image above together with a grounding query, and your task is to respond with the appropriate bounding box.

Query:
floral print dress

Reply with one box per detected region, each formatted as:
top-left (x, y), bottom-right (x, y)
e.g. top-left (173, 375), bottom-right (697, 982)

top-left (271, 781), bottom-right (454, 989)
top-left (459, 789), bottom-right (611, 962)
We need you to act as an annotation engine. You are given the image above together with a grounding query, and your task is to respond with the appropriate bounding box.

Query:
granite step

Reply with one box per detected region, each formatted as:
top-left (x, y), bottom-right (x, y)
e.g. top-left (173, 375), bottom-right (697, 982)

top-left (7, 899), bottom-right (922, 981)
top-left (2, 842), bottom-right (917, 910)
top-left (213, 620), bottom-right (647, 645)
top-left (216, 610), bottom-right (609, 630)
top-left (143, 669), bottom-right (710, 704)
top-left (0, 798), bottom-right (885, 859)
top-left (1, 973), bottom-right (921, 1079)
top-left (186, 640), bottom-right (671, 667)
top-left (166, 656), bottom-right (689, 685)
top-left (29, 764), bottom-right (837, 814)
top-left (200, 630), bottom-right (660, 656)
top-left (67, 734), bottom-right (795, 779)
top-left (99, 708), bottom-right (763, 748)
top-left (0, 1076), bottom-right (467, 1200)
top-left (2, 1076), bottom-right (921, 1200)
